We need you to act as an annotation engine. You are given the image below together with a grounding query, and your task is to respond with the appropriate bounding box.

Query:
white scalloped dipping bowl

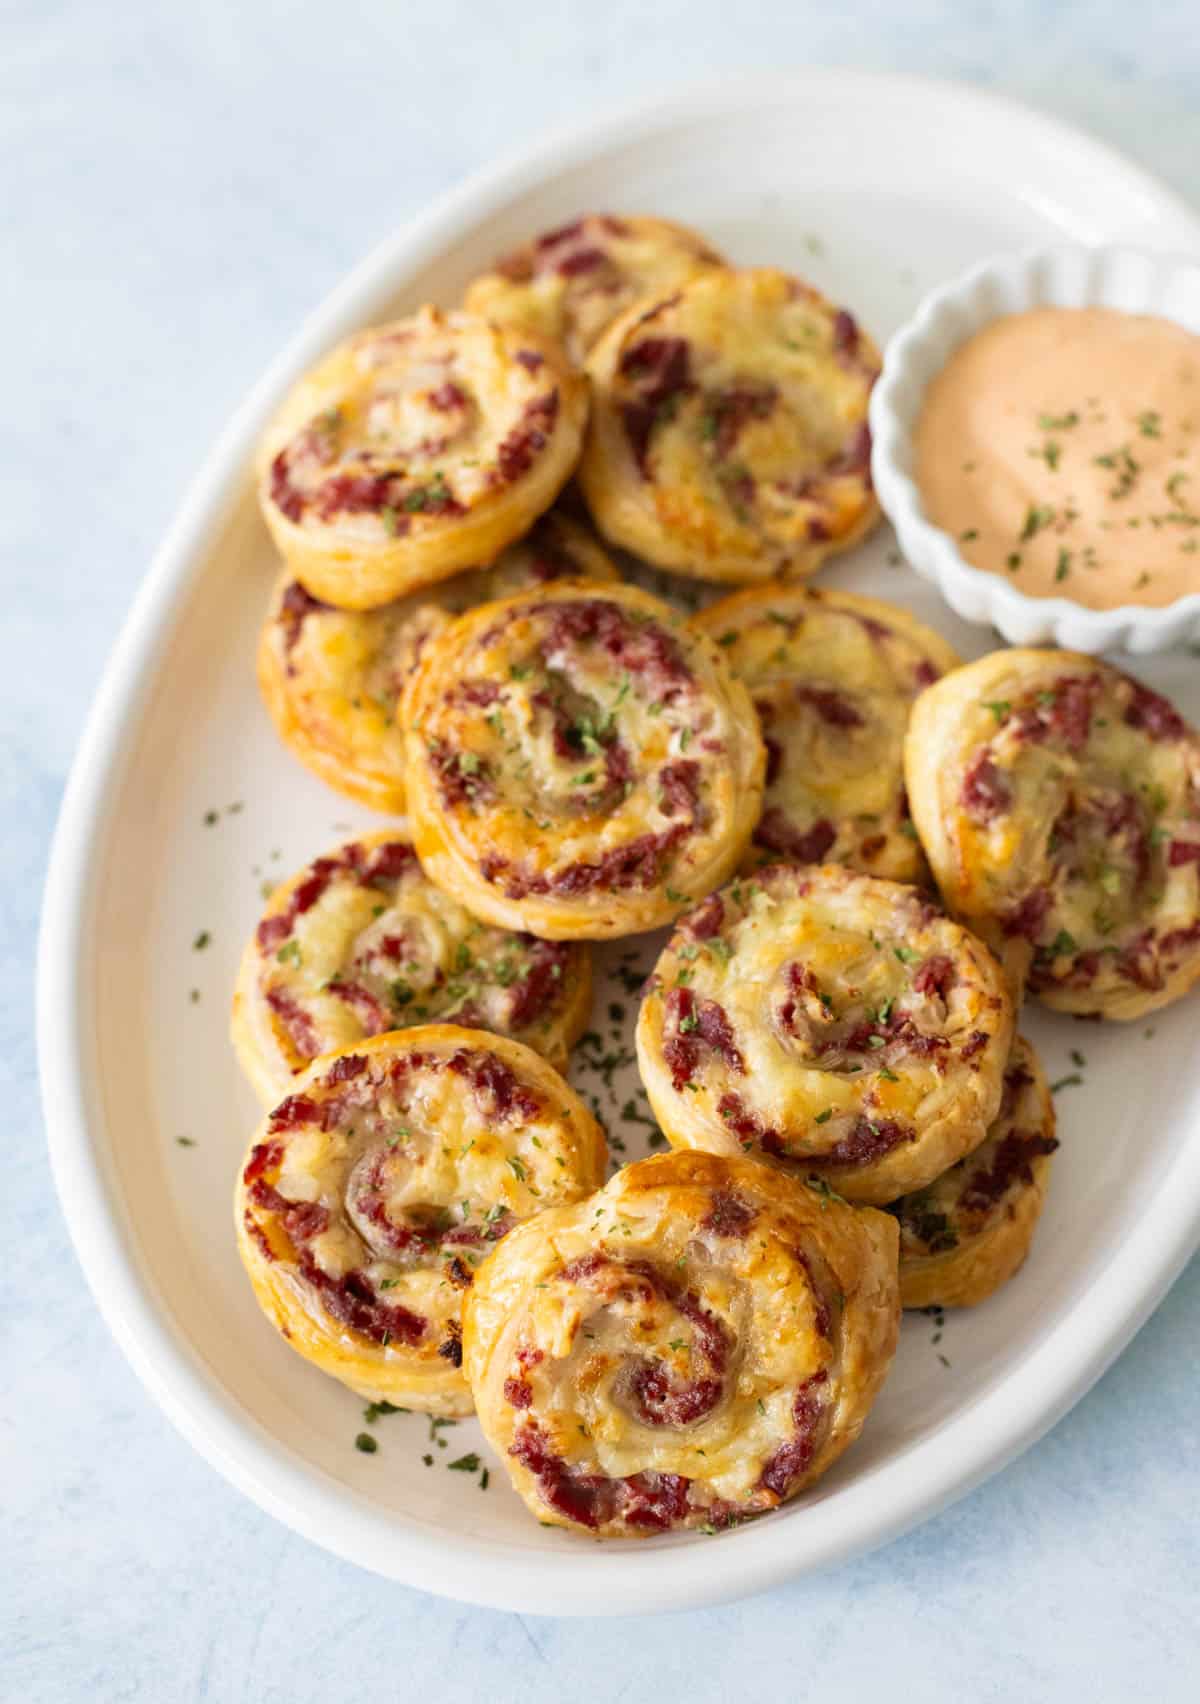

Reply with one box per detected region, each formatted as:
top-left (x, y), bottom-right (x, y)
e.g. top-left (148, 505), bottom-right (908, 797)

top-left (870, 246), bottom-right (1200, 654)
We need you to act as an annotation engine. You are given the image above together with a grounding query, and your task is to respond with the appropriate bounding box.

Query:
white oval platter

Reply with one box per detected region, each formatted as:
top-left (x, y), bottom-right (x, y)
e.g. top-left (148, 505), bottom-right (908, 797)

top-left (38, 70), bottom-right (1200, 1616)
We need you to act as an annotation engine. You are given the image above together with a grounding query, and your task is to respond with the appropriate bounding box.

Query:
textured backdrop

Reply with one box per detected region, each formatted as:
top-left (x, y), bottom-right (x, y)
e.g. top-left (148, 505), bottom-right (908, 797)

top-left (4, 2), bottom-right (1198, 1698)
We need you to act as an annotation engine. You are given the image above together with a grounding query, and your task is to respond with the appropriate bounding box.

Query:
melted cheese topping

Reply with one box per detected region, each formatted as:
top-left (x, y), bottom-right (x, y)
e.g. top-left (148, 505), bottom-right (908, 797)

top-left (463, 1151), bottom-right (899, 1536)
top-left (692, 584), bottom-right (960, 880)
top-left (888, 1035), bottom-right (1057, 1309)
top-left (905, 649), bottom-right (1200, 1019)
top-left (231, 834), bottom-right (592, 1105)
top-left (636, 864), bottom-right (1013, 1204)
top-left (915, 308), bottom-right (1200, 609)
top-left (579, 268), bottom-right (881, 582)
top-left (256, 307), bottom-right (588, 607)
top-left (257, 511), bottom-right (619, 814)
top-left (464, 213), bottom-right (726, 365)
top-left (235, 1028), bottom-right (605, 1414)
top-left (401, 582), bottom-right (765, 938)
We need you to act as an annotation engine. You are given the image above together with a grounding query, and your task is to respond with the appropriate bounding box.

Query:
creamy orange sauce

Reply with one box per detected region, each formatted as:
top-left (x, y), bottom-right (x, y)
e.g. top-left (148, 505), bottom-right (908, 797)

top-left (915, 307), bottom-right (1200, 608)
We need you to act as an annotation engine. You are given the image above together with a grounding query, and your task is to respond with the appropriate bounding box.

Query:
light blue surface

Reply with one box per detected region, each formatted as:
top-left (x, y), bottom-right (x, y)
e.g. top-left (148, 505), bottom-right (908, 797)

top-left (5, 4), bottom-right (1200, 1697)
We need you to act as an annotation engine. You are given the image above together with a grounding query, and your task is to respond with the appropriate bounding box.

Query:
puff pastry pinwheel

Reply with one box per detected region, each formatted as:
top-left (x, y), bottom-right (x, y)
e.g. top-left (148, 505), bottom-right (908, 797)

top-left (636, 864), bottom-right (1014, 1204)
top-left (578, 268), bottom-right (881, 583)
top-left (256, 307), bottom-right (588, 609)
top-left (463, 1150), bottom-right (899, 1536)
top-left (463, 213), bottom-right (726, 367)
top-left (401, 582), bottom-right (765, 938)
top-left (691, 585), bottom-right (960, 880)
top-left (887, 1035), bottom-right (1057, 1310)
top-left (906, 650), bottom-right (1200, 1020)
top-left (257, 511), bottom-right (619, 815)
top-left (235, 1027), bottom-right (605, 1414)
top-left (231, 833), bottom-right (592, 1104)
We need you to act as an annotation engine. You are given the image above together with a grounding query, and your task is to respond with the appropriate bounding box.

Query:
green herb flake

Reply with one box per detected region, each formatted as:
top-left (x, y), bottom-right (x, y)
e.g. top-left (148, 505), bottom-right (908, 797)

top-left (354, 1433), bottom-right (379, 1454)
top-left (363, 1399), bottom-right (406, 1423)
top-left (1020, 504), bottom-right (1055, 542)
top-left (806, 1176), bottom-right (848, 1208)
top-left (1051, 1073), bottom-right (1084, 1094)
top-left (1166, 471), bottom-right (1191, 505)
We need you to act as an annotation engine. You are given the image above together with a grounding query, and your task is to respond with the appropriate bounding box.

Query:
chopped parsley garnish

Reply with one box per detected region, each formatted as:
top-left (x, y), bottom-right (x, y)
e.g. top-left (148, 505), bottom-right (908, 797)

top-left (276, 939), bottom-right (302, 966)
top-left (192, 930), bottom-right (211, 950)
top-left (363, 1399), bottom-right (406, 1423)
top-left (1166, 471), bottom-right (1191, 505)
top-left (1020, 504), bottom-right (1055, 541)
top-left (1094, 444), bottom-right (1139, 498)
top-left (354, 1433), bottom-right (378, 1454)
top-left (806, 1176), bottom-right (847, 1208)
